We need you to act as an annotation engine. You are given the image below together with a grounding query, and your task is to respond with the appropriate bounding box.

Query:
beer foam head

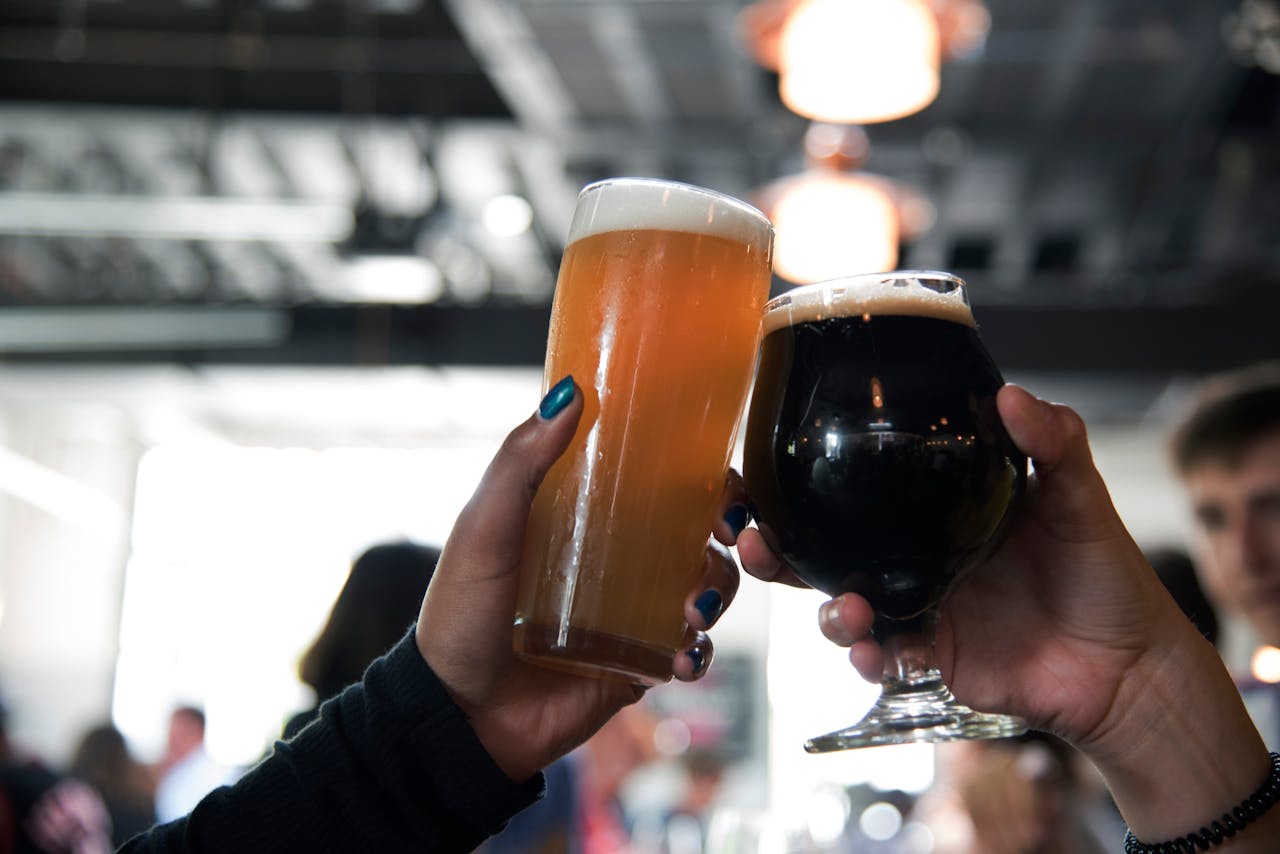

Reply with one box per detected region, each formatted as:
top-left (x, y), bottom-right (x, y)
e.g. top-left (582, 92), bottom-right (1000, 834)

top-left (763, 271), bottom-right (976, 334)
top-left (567, 178), bottom-right (773, 249)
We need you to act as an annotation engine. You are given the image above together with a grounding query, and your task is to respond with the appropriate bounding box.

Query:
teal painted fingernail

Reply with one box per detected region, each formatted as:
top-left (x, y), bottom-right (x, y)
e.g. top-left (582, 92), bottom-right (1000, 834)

top-left (538, 375), bottom-right (575, 420)
top-left (723, 504), bottom-right (749, 538)
top-left (694, 590), bottom-right (723, 625)
top-left (687, 647), bottom-right (706, 676)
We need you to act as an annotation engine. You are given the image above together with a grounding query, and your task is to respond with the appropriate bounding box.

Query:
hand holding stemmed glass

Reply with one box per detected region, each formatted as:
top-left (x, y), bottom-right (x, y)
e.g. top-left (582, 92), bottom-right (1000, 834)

top-left (738, 285), bottom-right (1278, 844)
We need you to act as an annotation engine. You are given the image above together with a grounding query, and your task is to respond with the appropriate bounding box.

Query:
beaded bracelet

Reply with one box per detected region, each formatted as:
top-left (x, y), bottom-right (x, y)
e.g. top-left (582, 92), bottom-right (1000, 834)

top-left (1123, 752), bottom-right (1280, 853)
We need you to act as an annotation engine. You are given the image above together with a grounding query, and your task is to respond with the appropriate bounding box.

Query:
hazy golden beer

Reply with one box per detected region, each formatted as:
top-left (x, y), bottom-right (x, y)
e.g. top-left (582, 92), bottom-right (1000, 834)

top-left (514, 178), bottom-right (774, 685)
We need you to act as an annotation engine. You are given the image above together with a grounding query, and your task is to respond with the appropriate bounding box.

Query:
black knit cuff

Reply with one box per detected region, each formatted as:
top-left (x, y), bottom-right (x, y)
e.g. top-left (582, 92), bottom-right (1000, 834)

top-left (376, 633), bottom-right (545, 833)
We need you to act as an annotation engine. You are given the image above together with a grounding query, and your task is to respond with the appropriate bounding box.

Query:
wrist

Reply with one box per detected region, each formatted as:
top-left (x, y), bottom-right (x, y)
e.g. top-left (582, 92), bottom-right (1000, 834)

top-left (462, 711), bottom-right (545, 784)
top-left (414, 625), bottom-right (547, 784)
top-left (1123, 754), bottom-right (1280, 853)
top-left (1080, 614), bottom-right (1270, 840)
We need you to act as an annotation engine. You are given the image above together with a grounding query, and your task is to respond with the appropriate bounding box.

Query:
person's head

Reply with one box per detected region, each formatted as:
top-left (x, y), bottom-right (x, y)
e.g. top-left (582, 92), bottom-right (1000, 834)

top-left (166, 706), bottom-right (206, 762)
top-left (1169, 362), bottom-right (1280, 645)
top-left (579, 703), bottom-right (658, 802)
top-left (70, 724), bottom-right (152, 805)
top-left (679, 750), bottom-right (727, 813)
top-left (299, 541), bottom-right (440, 703)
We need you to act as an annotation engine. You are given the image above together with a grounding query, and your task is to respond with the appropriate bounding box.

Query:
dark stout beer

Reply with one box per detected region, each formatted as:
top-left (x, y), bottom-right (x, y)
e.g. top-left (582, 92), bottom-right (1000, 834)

top-left (744, 281), bottom-right (1025, 626)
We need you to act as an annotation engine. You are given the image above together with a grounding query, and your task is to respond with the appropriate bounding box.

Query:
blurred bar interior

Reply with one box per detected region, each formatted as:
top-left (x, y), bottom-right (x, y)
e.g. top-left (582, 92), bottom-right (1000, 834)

top-left (0, 0), bottom-right (1278, 849)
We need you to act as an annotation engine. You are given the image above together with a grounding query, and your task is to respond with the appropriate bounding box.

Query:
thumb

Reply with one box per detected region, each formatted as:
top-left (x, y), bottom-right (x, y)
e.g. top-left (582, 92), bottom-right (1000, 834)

top-left (997, 383), bottom-right (1089, 472)
top-left (996, 383), bottom-right (1125, 536)
top-left (416, 376), bottom-right (583, 696)
top-left (442, 375), bottom-right (583, 579)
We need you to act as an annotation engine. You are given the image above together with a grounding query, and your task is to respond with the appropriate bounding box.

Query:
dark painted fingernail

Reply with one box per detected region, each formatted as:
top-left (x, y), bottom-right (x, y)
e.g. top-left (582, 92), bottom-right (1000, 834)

top-left (686, 647), bottom-right (706, 676)
top-left (723, 504), bottom-right (750, 537)
top-left (694, 589), bottom-right (723, 625)
top-left (538, 375), bottom-right (575, 420)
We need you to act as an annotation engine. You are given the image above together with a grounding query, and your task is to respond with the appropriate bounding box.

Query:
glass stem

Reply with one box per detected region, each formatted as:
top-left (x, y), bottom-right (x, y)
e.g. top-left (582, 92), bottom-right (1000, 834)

top-left (879, 612), bottom-right (944, 696)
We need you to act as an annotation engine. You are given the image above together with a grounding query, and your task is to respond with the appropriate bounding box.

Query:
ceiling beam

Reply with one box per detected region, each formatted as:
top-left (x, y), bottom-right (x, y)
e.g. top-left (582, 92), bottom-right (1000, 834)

top-left (441, 0), bottom-right (578, 134)
top-left (1, 292), bottom-right (1274, 375)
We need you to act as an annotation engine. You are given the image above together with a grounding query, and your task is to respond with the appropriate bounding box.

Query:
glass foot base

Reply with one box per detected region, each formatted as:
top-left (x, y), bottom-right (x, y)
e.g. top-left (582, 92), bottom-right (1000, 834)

top-left (805, 681), bottom-right (1027, 752)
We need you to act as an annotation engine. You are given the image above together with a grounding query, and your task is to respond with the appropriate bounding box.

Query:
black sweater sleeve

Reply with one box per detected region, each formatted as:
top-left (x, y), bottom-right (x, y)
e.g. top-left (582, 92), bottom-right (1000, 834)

top-left (119, 633), bottom-right (545, 853)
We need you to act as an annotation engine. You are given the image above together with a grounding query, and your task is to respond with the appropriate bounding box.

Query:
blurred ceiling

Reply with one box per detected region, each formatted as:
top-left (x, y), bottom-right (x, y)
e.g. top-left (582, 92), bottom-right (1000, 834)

top-left (0, 0), bottom-right (1277, 374)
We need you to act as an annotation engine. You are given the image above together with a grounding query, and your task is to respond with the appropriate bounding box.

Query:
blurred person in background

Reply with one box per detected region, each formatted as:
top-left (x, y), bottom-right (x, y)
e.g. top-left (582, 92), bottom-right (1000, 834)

top-left (572, 704), bottom-right (659, 853)
top-left (285, 541), bottom-right (441, 739)
top-left (915, 733), bottom-right (1106, 854)
top-left (67, 724), bottom-right (155, 847)
top-left (152, 707), bottom-right (238, 824)
top-left (484, 702), bottom-right (660, 854)
top-left (1, 695), bottom-right (112, 854)
top-left (479, 754), bottom-right (576, 854)
top-left (653, 749), bottom-right (728, 854)
top-left (1169, 361), bottom-right (1280, 652)
top-left (1170, 363), bottom-right (1280, 750)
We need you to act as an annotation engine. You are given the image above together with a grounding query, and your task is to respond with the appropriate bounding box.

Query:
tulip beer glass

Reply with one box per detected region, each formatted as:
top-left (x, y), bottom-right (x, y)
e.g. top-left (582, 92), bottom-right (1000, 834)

top-left (514, 178), bottom-right (774, 686)
top-left (744, 271), bottom-right (1027, 750)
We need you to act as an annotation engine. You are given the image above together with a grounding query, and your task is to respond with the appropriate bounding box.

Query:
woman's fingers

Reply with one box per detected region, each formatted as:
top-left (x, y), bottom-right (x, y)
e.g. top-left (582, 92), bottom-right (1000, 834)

top-left (672, 490), bottom-right (751, 677)
top-left (672, 630), bottom-right (714, 682)
top-left (685, 539), bottom-right (739, 631)
top-left (713, 469), bottom-right (751, 546)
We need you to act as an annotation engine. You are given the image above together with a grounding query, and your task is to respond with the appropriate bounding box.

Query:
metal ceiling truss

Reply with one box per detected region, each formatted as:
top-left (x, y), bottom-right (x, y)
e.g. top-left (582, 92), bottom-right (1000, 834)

top-left (0, 0), bottom-right (1275, 373)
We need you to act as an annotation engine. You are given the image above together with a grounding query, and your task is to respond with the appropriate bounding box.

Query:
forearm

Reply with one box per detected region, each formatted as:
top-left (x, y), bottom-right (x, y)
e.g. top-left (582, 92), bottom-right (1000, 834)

top-left (1085, 622), bottom-right (1276, 850)
top-left (121, 634), bottom-right (544, 853)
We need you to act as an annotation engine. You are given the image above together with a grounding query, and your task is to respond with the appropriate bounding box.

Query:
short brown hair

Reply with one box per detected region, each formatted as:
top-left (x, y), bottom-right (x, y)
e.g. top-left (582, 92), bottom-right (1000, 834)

top-left (1169, 361), bottom-right (1280, 474)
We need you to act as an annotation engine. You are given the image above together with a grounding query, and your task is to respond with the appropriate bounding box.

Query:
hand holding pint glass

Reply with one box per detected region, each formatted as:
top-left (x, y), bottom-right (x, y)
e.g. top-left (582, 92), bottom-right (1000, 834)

top-left (514, 178), bottom-right (774, 686)
top-left (743, 271), bottom-right (1027, 750)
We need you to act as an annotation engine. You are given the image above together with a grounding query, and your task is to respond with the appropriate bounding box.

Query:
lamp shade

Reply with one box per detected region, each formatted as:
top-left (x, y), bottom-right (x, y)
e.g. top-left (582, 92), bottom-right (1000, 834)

top-left (779, 0), bottom-right (941, 124)
top-left (766, 171), bottom-right (900, 284)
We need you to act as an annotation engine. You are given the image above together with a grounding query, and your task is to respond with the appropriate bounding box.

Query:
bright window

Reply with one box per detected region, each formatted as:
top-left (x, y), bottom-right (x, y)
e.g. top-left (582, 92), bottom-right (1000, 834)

top-left (113, 442), bottom-right (505, 766)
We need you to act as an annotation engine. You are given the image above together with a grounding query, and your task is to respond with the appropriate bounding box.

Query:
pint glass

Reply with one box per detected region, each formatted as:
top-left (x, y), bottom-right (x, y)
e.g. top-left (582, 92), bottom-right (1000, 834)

top-left (513, 178), bottom-right (774, 686)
